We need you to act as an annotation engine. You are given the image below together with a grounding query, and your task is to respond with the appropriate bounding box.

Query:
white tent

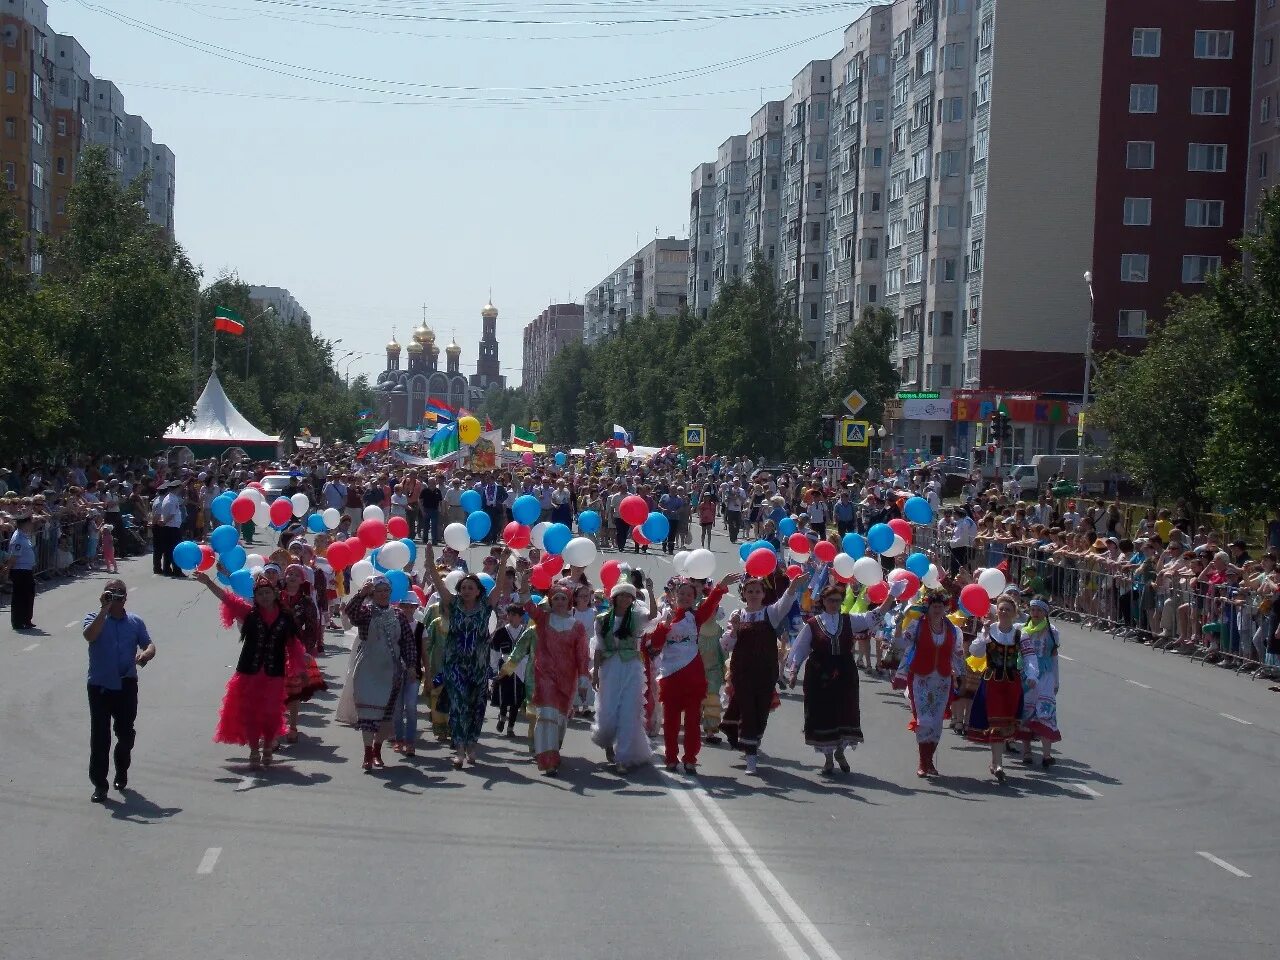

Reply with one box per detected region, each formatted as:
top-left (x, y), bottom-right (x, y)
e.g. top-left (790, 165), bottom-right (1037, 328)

top-left (163, 372), bottom-right (279, 454)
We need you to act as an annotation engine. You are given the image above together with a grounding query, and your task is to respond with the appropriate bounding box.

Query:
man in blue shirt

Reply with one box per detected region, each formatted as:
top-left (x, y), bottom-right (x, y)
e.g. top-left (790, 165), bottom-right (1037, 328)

top-left (5, 514), bottom-right (37, 630)
top-left (83, 580), bottom-right (156, 803)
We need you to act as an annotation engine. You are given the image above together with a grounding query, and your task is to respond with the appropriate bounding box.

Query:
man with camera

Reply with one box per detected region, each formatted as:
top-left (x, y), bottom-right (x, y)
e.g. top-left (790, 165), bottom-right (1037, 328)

top-left (83, 580), bottom-right (155, 803)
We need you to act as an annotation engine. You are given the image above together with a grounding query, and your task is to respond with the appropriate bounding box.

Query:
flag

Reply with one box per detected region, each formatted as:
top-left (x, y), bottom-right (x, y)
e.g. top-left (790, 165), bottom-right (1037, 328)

top-left (426, 398), bottom-right (456, 423)
top-left (429, 421), bottom-right (459, 459)
top-left (606, 423), bottom-right (634, 451)
top-left (357, 421), bottom-right (390, 459)
top-left (213, 306), bottom-right (244, 335)
top-left (357, 408), bottom-right (373, 421)
top-left (422, 409), bottom-right (438, 424)
top-left (484, 417), bottom-right (493, 431)
top-left (511, 424), bottom-right (536, 449)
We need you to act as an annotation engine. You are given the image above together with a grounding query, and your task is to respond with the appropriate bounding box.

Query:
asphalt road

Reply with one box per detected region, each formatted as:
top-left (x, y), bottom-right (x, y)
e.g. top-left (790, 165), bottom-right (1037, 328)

top-left (1, 525), bottom-right (1276, 960)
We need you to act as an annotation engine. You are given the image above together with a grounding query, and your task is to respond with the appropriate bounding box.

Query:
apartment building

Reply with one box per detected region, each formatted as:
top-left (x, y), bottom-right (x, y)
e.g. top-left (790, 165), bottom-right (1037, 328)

top-left (522, 303), bottom-right (584, 396)
top-left (1249, 0), bottom-right (1280, 222)
top-left (743, 101), bottom-right (784, 271)
top-left (584, 237), bottom-right (689, 344)
top-left (687, 162), bottom-right (716, 316)
top-left (248, 285), bottom-right (312, 328)
top-left (710, 134), bottom-right (748, 302)
top-left (2, 0), bottom-right (52, 272)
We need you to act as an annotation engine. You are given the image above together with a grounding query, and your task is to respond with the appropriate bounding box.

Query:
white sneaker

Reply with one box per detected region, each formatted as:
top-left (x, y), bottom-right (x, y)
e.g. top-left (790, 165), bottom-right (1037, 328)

top-left (745, 755), bottom-right (759, 775)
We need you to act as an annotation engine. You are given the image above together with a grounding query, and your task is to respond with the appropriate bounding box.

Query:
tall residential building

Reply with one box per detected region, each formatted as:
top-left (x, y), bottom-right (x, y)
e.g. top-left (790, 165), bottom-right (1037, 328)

top-left (49, 32), bottom-right (91, 237)
top-left (248, 285), bottom-right (312, 328)
top-left (743, 101), bottom-right (784, 269)
top-left (1249, 0), bottom-right (1280, 223)
top-left (522, 303), bottom-right (584, 396)
top-left (711, 134), bottom-right (748, 301)
top-left (687, 162), bottom-right (716, 316)
top-left (583, 237), bottom-right (689, 343)
top-left (2, 0), bottom-right (52, 273)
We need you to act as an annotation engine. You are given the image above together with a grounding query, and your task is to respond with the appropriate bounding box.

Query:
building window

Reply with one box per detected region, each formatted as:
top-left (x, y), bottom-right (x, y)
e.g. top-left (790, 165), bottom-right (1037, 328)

top-left (980, 17), bottom-right (993, 49)
top-left (1185, 199), bottom-right (1224, 228)
top-left (56, 116), bottom-right (66, 136)
top-left (969, 239), bottom-right (984, 273)
top-left (55, 195), bottom-right (65, 215)
top-left (977, 71), bottom-right (991, 105)
top-left (1127, 141), bottom-right (1155, 169)
top-left (3, 117), bottom-right (13, 139)
top-left (937, 258), bottom-right (958, 282)
top-left (1187, 142), bottom-right (1228, 172)
top-left (1191, 87), bottom-right (1230, 115)
top-left (941, 96), bottom-right (964, 122)
top-left (940, 311), bottom-right (955, 335)
top-left (31, 74), bottom-right (41, 100)
top-left (1129, 84), bottom-right (1158, 114)
top-left (1123, 197), bottom-right (1152, 226)
top-left (31, 118), bottom-right (43, 145)
top-left (1193, 30), bottom-right (1233, 59)
top-left (974, 129), bottom-right (989, 163)
top-left (908, 202), bottom-right (925, 233)
top-left (1182, 255), bottom-right (1221, 283)
top-left (1261, 151), bottom-right (1271, 179)
top-left (810, 263), bottom-right (820, 280)
top-left (888, 219), bottom-right (905, 248)
top-left (31, 162), bottom-right (44, 190)
top-left (1132, 28), bottom-right (1161, 57)
top-left (940, 363), bottom-right (953, 387)
top-left (809, 302), bottom-right (819, 320)
top-left (910, 148), bottom-right (929, 181)
top-left (938, 149), bottom-right (962, 177)
top-left (862, 237), bottom-right (879, 260)
top-left (4, 71), bottom-right (15, 95)
top-left (1262, 97), bottom-right (1272, 122)
top-left (1266, 38), bottom-right (1275, 67)
top-left (55, 156), bottom-right (65, 175)
top-left (1118, 310), bottom-right (1147, 338)
top-left (1121, 253), bottom-right (1149, 283)
top-left (867, 283), bottom-right (878, 303)
top-left (3, 161), bottom-right (15, 189)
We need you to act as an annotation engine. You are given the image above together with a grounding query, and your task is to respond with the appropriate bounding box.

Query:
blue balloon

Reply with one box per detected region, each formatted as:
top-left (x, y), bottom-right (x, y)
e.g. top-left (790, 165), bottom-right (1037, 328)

top-left (220, 545), bottom-right (247, 572)
top-left (460, 489), bottom-right (483, 514)
top-left (210, 494), bottom-right (234, 526)
top-left (577, 510), bottom-right (601, 534)
top-left (905, 551), bottom-right (931, 577)
top-left (386, 570), bottom-right (410, 603)
top-left (466, 509), bottom-right (492, 541)
top-left (739, 542), bottom-right (752, 562)
top-left (555, 451), bottom-right (567, 467)
top-left (477, 572), bottom-right (496, 595)
top-left (229, 569), bottom-right (254, 600)
top-left (867, 523), bottom-right (895, 554)
top-left (210, 524), bottom-right (239, 554)
top-left (370, 547), bottom-right (386, 572)
top-left (753, 539), bottom-right (777, 556)
top-left (172, 540), bottom-right (201, 570)
top-left (778, 517), bottom-right (797, 537)
top-left (511, 494), bottom-right (540, 526)
top-left (216, 569), bottom-right (232, 587)
top-left (903, 496), bottom-right (934, 525)
top-left (401, 537), bottom-right (418, 565)
top-left (307, 513), bottom-right (326, 533)
top-left (542, 522), bottom-right (572, 556)
top-left (530, 593), bottom-right (544, 605)
top-left (641, 512), bottom-right (670, 543)
top-left (842, 532), bottom-right (867, 558)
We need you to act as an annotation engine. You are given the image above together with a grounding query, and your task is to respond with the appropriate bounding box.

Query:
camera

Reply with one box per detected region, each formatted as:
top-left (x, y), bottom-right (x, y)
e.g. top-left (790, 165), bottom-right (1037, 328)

top-left (103, 590), bottom-right (126, 602)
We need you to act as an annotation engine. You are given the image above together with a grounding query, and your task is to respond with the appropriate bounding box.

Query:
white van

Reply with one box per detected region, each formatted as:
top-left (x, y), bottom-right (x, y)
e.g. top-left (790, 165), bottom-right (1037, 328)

top-left (1008, 455), bottom-right (1107, 498)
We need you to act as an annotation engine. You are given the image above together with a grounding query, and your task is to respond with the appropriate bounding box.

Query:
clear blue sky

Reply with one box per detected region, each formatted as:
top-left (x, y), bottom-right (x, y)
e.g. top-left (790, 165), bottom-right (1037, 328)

top-left (54, 0), bottom-right (868, 385)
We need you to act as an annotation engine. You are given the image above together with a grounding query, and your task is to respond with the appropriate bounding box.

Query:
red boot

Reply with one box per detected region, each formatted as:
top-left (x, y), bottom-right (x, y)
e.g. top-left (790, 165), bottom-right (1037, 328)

top-left (925, 742), bottom-right (940, 777)
top-left (362, 744), bottom-right (374, 771)
top-left (916, 742), bottom-right (928, 778)
top-left (371, 741), bottom-right (386, 769)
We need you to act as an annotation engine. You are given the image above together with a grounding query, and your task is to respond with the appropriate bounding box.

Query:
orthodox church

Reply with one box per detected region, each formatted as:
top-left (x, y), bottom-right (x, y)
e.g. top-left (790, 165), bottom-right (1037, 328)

top-left (373, 301), bottom-right (507, 428)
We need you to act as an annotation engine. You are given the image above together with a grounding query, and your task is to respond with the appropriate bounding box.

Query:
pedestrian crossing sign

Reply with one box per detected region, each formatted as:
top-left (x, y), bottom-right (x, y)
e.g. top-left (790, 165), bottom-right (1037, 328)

top-left (840, 419), bottom-right (870, 447)
top-left (684, 425), bottom-right (705, 447)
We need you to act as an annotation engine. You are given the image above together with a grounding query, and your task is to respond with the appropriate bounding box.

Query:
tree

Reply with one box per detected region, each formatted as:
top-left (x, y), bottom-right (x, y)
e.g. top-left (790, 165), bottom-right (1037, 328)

top-left (536, 341), bottom-right (589, 444)
top-left (477, 386), bottom-right (529, 434)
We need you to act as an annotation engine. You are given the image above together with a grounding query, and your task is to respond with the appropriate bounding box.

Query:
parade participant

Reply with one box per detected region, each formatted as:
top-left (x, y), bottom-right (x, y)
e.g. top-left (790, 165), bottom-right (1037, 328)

top-left (645, 572), bottom-right (739, 773)
top-left (967, 594), bottom-right (1038, 781)
top-left (697, 580), bottom-right (728, 744)
top-left (1018, 598), bottom-right (1062, 767)
top-left (390, 593), bottom-right (425, 755)
top-left (422, 598), bottom-right (451, 743)
top-left (196, 569), bottom-right (306, 770)
top-left (894, 590), bottom-right (964, 777)
top-left (720, 570), bottom-right (807, 775)
top-left (787, 580), bottom-right (897, 776)
top-left (490, 604), bottom-right (529, 737)
top-left (591, 579), bottom-right (656, 772)
top-left (570, 583), bottom-right (598, 718)
top-left (281, 564), bottom-right (327, 743)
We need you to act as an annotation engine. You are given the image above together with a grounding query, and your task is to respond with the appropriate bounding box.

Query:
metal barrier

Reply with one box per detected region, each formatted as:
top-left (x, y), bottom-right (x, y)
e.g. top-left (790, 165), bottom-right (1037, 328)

top-left (32, 517), bottom-right (96, 579)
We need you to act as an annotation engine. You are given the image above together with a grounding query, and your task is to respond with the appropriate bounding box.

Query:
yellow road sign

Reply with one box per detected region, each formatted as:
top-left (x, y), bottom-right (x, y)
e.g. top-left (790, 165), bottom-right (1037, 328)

top-left (840, 419), bottom-right (870, 447)
top-left (842, 390), bottom-right (867, 417)
top-left (529, 419), bottom-right (542, 434)
top-left (684, 424), bottom-right (705, 447)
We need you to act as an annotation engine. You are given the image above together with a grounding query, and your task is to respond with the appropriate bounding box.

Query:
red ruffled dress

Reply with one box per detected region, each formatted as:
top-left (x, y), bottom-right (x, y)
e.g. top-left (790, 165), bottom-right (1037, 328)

top-left (214, 596), bottom-right (306, 746)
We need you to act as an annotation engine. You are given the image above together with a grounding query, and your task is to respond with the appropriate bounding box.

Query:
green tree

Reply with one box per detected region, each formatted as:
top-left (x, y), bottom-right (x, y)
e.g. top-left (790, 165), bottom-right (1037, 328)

top-left (536, 341), bottom-right (589, 444)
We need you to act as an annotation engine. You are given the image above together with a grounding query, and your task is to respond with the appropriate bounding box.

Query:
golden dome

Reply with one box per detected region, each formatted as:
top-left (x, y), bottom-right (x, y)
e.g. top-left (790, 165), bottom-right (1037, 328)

top-left (406, 338), bottom-right (424, 354)
top-left (413, 321), bottom-right (436, 346)
top-left (481, 302), bottom-right (499, 319)
top-left (445, 339), bottom-right (462, 356)
top-left (386, 335), bottom-right (401, 352)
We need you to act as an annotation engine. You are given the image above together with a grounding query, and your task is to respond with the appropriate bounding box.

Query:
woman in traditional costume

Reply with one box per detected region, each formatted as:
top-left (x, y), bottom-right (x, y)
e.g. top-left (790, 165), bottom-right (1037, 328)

top-left (967, 593), bottom-right (1038, 781)
top-left (1018, 598), bottom-right (1062, 768)
top-left (281, 563), bottom-right (327, 743)
top-left (894, 590), bottom-right (964, 777)
top-left (590, 580), bottom-right (655, 772)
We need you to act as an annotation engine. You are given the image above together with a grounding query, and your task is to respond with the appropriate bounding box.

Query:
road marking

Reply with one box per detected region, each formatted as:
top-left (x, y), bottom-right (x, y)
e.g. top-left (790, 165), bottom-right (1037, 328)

top-left (1065, 782), bottom-right (1103, 798)
top-left (196, 847), bottom-right (222, 874)
top-left (1219, 713), bottom-right (1253, 725)
top-left (65, 620), bottom-right (79, 629)
top-left (665, 780), bottom-right (812, 960)
top-left (1059, 654), bottom-right (1075, 662)
top-left (21, 643), bottom-right (39, 652)
top-left (234, 776), bottom-right (256, 792)
top-left (1123, 678), bottom-right (1152, 689)
top-left (1197, 851), bottom-right (1250, 878)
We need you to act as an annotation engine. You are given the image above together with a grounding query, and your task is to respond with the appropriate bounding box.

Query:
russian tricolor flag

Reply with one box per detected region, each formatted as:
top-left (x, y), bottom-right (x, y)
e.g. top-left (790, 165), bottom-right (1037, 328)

top-left (427, 399), bottom-right (456, 423)
top-left (357, 421), bottom-right (391, 459)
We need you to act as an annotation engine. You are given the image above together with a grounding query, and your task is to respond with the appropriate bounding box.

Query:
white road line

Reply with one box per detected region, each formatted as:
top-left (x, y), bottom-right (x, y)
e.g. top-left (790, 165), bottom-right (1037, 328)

top-left (1197, 851), bottom-right (1251, 878)
top-left (666, 782), bottom-right (812, 960)
top-left (1065, 782), bottom-right (1103, 798)
top-left (1123, 678), bottom-right (1152, 689)
top-left (1058, 654), bottom-right (1075, 661)
top-left (196, 847), bottom-right (222, 875)
top-left (692, 787), bottom-right (843, 960)
top-left (234, 776), bottom-right (256, 792)
top-left (21, 643), bottom-right (39, 652)
top-left (1219, 713), bottom-right (1253, 726)
top-left (65, 620), bottom-right (79, 630)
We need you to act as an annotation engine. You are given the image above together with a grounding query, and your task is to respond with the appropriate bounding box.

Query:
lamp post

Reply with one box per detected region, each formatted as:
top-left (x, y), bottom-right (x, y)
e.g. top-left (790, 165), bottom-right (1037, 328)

top-left (1078, 270), bottom-right (1095, 490)
top-left (875, 425), bottom-right (888, 473)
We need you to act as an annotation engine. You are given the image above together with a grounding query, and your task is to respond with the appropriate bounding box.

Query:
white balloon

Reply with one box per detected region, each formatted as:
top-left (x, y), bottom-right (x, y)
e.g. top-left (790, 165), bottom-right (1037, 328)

top-left (684, 548), bottom-right (716, 580)
top-left (350, 559), bottom-right (375, 589)
top-left (322, 507), bottom-right (341, 530)
top-left (924, 563), bottom-right (942, 589)
top-left (362, 505), bottom-right (385, 523)
top-left (883, 534), bottom-right (907, 557)
top-left (443, 522), bottom-right (471, 552)
top-left (852, 556), bottom-right (883, 586)
top-left (530, 521), bottom-right (550, 549)
top-left (244, 553), bottom-right (265, 570)
top-left (832, 553), bottom-right (856, 579)
top-left (242, 487), bottom-right (265, 505)
top-left (444, 570), bottom-right (466, 592)
top-left (672, 550), bottom-right (689, 575)
top-left (562, 537), bottom-right (597, 568)
top-left (290, 493), bottom-right (310, 518)
top-left (978, 567), bottom-right (1007, 598)
top-left (248, 565), bottom-right (264, 578)
top-left (379, 540), bottom-right (410, 570)
top-left (253, 500), bottom-right (271, 527)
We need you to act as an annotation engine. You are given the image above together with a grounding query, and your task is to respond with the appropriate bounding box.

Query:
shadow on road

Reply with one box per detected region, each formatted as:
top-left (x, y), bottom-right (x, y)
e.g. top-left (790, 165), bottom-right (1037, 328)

top-left (105, 789), bottom-right (183, 823)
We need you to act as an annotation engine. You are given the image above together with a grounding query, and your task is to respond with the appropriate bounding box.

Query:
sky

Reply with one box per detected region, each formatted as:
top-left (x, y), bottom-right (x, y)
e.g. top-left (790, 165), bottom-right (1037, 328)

top-left (51, 0), bottom-right (873, 385)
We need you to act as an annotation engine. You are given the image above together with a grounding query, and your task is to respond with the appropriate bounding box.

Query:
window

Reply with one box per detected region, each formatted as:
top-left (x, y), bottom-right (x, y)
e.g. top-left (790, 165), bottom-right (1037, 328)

top-left (870, 99), bottom-right (886, 122)
top-left (56, 116), bottom-right (66, 136)
top-left (867, 283), bottom-right (878, 303)
top-left (769, 175), bottom-right (778, 191)
top-left (1132, 28), bottom-right (1161, 57)
top-left (55, 195), bottom-right (65, 215)
top-left (937, 258), bottom-right (958, 282)
top-left (1262, 151), bottom-right (1271, 179)
top-left (1263, 97), bottom-right (1273, 123)
top-left (1121, 253), bottom-right (1149, 282)
top-left (812, 181), bottom-right (824, 200)
top-left (813, 139), bottom-right (826, 161)
top-left (809, 302), bottom-right (819, 320)
top-left (1129, 84), bottom-right (1158, 114)
top-left (889, 171), bottom-right (906, 201)
top-left (916, 45), bottom-right (934, 77)
top-left (938, 149), bottom-right (962, 177)
top-left (940, 96), bottom-right (963, 122)
top-left (810, 221), bottom-right (822, 242)
top-left (1182, 255), bottom-right (1221, 283)
top-left (1186, 199), bottom-right (1224, 227)
top-left (31, 162), bottom-right (44, 190)
top-left (942, 43), bottom-right (965, 70)
top-left (934, 204), bottom-right (959, 229)
top-left (1267, 38), bottom-right (1275, 67)
top-left (4, 71), bottom-right (14, 95)
top-left (973, 128), bottom-right (989, 162)
top-left (31, 74), bottom-right (40, 100)
top-left (972, 182), bottom-right (987, 217)
top-left (1187, 142), bottom-right (1228, 172)
top-left (702, 280), bottom-right (709, 292)
top-left (1123, 197), bottom-right (1152, 226)
top-left (865, 146), bottom-right (884, 167)
top-left (908, 202), bottom-right (925, 233)
top-left (939, 363), bottom-right (953, 387)
top-left (887, 268), bottom-right (902, 294)
top-left (939, 311), bottom-right (955, 336)
top-left (910, 148), bottom-right (929, 181)
top-left (1126, 141), bottom-right (1155, 169)
top-left (1117, 310), bottom-right (1147, 338)
top-left (3, 161), bottom-right (15, 189)
top-left (703, 250), bottom-right (710, 262)
top-left (894, 76), bottom-right (910, 107)
top-left (1191, 87), bottom-right (1230, 115)
top-left (870, 191), bottom-right (881, 212)
top-left (862, 237), bottom-right (879, 260)
top-left (977, 71), bottom-right (991, 105)
top-left (31, 118), bottom-right (43, 145)
top-left (731, 232), bottom-right (740, 246)
top-left (3, 117), bottom-right (13, 139)
top-left (810, 263), bottom-right (820, 280)
top-left (893, 123), bottom-right (907, 154)
top-left (1194, 30), bottom-right (1233, 59)
top-left (888, 219), bottom-right (905, 248)
top-left (969, 238), bottom-right (984, 273)
top-left (980, 17), bottom-right (993, 49)
top-left (55, 156), bottom-right (65, 175)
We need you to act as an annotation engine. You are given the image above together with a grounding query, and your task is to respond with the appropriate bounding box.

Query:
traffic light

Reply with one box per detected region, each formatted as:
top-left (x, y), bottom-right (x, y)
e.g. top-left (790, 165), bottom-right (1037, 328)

top-left (1000, 412), bottom-right (1013, 446)
top-left (819, 414), bottom-right (836, 450)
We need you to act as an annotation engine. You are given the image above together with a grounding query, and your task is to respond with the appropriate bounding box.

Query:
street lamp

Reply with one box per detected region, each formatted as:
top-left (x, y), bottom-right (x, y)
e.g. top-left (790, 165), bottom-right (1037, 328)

top-left (1078, 270), bottom-right (1095, 489)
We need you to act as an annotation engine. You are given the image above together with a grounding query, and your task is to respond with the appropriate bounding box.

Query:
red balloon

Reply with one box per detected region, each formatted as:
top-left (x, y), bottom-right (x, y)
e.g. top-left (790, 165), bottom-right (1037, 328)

top-left (269, 498), bottom-right (293, 527)
top-left (889, 518), bottom-right (913, 542)
top-left (197, 543), bottom-right (216, 571)
top-left (387, 516), bottom-right (410, 540)
top-left (632, 528), bottom-right (651, 547)
top-left (230, 496), bottom-right (255, 524)
top-left (357, 519), bottom-right (387, 549)
top-left (831, 571), bottom-right (852, 584)
top-left (890, 570), bottom-right (921, 599)
top-left (600, 560), bottom-right (621, 592)
top-left (787, 563), bottom-right (803, 579)
top-left (813, 541), bottom-right (837, 564)
top-left (247, 481), bottom-right (265, 492)
top-left (326, 541), bottom-right (350, 570)
top-left (540, 553), bottom-right (563, 572)
top-left (960, 583), bottom-right (991, 618)
top-left (618, 495), bottom-right (649, 527)
top-left (745, 548), bottom-right (777, 578)
top-left (530, 565), bottom-right (553, 591)
top-left (866, 581), bottom-right (889, 604)
top-left (504, 521), bottom-right (531, 549)
top-left (345, 539), bottom-right (367, 561)
top-left (411, 585), bottom-right (428, 605)
top-left (787, 533), bottom-right (810, 554)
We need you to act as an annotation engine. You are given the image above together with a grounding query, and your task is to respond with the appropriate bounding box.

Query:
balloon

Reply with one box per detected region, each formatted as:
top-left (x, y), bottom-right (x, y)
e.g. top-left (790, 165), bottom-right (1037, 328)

top-left (460, 490), bottom-right (483, 514)
top-left (884, 534), bottom-right (907, 557)
top-left (745, 548), bottom-right (777, 578)
top-left (411, 585), bottom-right (427, 606)
top-left (924, 564), bottom-right (942, 589)
top-left (401, 538), bottom-right (417, 565)
top-left (540, 553), bottom-right (563, 573)
top-left (307, 513), bottom-right (327, 533)
top-left (358, 519), bottom-right (387, 549)
top-left (290, 493), bottom-right (310, 518)
top-left (832, 553), bottom-right (856, 579)
top-left (787, 533), bottom-right (810, 555)
top-left (362, 505), bottom-right (385, 523)
top-left (562, 537), bottom-right (597, 567)
top-left (978, 567), bottom-right (1007, 598)
top-left (600, 560), bottom-right (622, 591)
top-left (753, 539), bottom-right (777, 555)
top-left (443, 523), bottom-right (471, 552)
top-left (346, 540), bottom-right (367, 561)
top-left (229, 569), bottom-right (254, 600)
top-left (466, 510), bottom-right (492, 542)
top-left (631, 528), bottom-right (651, 547)
top-left (350, 559), bottom-right (374, 589)
top-left (618, 495), bottom-right (649, 527)
top-left (477, 572), bottom-right (496, 595)
top-left (246, 481), bottom-right (265, 493)
top-left (322, 507), bottom-right (341, 530)
top-left (672, 550), bottom-right (689, 574)
top-left (522, 452), bottom-right (535, 466)
top-left (210, 495), bottom-right (234, 525)
top-left (230, 496), bottom-right (255, 524)
top-left (641, 513), bottom-right (669, 543)
top-left (867, 523), bottom-right (895, 554)
top-left (577, 510), bottom-right (601, 535)
top-left (866, 581), bottom-right (889, 604)
top-left (244, 553), bottom-right (265, 571)
top-left (210, 524), bottom-right (239, 554)
top-left (511, 495), bottom-right (540, 526)
top-left (379, 540), bottom-right (410, 570)
top-left (242, 487), bottom-right (265, 504)
top-left (888, 568), bottom-right (920, 599)
top-left (387, 516), bottom-right (410, 540)
top-left (889, 518), bottom-right (913, 543)
top-left (172, 540), bottom-right (201, 570)
top-left (197, 543), bottom-right (216, 571)
top-left (216, 569), bottom-right (232, 587)
top-left (220, 545), bottom-right (247, 572)
top-left (386, 570), bottom-right (410, 603)
top-left (905, 552), bottom-right (931, 577)
top-left (543, 523), bottom-right (572, 557)
top-left (253, 500), bottom-right (272, 528)
top-left (903, 496), bottom-right (933, 525)
top-left (778, 517), bottom-right (797, 537)
top-left (684, 548), bottom-right (716, 580)
top-left (960, 583), bottom-right (991, 618)
top-left (554, 451), bottom-right (567, 467)
top-left (530, 521), bottom-right (550, 549)
top-left (813, 541), bottom-right (837, 564)
top-left (530, 565), bottom-right (553, 591)
top-left (326, 542), bottom-right (350, 570)
top-left (530, 593), bottom-right (544, 605)
top-left (842, 532), bottom-right (866, 558)
top-left (853, 556), bottom-right (884, 586)
top-left (444, 570), bottom-right (465, 592)
top-left (499, 522), bottom-right (526, 549)
top-left (787, 563), bottom-right (803, 579)
top-left (458, 415), bottom-right (482, 445)
top-left (739, 542), bottom-right (753, 562)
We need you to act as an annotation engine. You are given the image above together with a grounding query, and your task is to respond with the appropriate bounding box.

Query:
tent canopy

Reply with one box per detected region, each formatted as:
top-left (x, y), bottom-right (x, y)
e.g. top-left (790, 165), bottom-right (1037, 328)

top-left (163, 372), bottom-right (278, 450)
